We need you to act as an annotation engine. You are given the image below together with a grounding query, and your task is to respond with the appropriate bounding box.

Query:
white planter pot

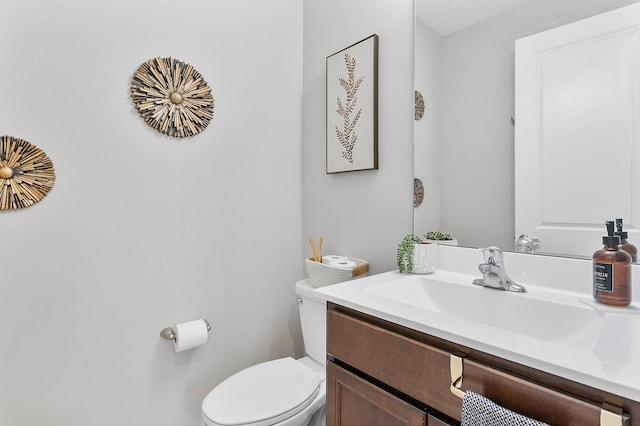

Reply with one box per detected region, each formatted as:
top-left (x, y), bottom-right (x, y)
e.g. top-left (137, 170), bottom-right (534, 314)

top-left (412, 243), bottom-right (438, 274)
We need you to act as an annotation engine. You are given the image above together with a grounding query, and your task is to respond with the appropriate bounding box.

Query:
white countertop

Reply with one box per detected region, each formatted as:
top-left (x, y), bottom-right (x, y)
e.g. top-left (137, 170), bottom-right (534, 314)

top-left (315, 246), bottom-right (640, 402)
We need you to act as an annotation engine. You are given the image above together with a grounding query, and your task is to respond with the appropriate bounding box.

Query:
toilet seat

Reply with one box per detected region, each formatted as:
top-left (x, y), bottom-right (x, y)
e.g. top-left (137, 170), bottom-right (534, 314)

top-left (202, 357), bottom-right (321, 426)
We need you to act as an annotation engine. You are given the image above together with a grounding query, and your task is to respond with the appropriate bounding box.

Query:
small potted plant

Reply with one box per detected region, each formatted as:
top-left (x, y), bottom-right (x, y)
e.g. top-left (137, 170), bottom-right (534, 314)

top-left (423, 231), bottom-right (457, 246)
top-left (396, 234), bottom-right (421, 273)
top-left (397, 234), bottom-right (438, 274)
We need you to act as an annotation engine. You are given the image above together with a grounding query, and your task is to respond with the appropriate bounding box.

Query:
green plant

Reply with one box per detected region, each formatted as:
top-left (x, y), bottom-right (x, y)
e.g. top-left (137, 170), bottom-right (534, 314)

top-left (396, 234), bottom-right (421, 273)
top-left (424, 231), bottom-right (452, 241)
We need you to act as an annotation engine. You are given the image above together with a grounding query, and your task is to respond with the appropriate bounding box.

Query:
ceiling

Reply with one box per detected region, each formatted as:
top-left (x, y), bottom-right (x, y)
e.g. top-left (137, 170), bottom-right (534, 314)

top-left (416, 0), bottom-right (532, 36)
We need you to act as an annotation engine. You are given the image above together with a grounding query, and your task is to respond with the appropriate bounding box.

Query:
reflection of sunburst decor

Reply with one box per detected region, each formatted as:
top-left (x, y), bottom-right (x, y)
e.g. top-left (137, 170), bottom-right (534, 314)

top-left (0, 135), bottom-right (55, 210)
top-left (415, 90), bottom-right (425, 120)
top-left (414, 178), bottom-right (424, 207)
top-left (130, 57), bottom-right (214, 138)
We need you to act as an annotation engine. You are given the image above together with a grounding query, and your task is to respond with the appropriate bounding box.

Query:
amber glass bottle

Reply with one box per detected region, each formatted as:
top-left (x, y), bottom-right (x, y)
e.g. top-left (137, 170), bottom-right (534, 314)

top-left (616, 218), bottom-right (637, 262)
top-left (593, 221), bottom-right (632, 306)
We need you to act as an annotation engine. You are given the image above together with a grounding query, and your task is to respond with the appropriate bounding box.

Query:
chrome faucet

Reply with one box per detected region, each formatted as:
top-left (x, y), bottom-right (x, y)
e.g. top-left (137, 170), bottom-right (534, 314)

top-left (472, 247), bottom-right (527, 293)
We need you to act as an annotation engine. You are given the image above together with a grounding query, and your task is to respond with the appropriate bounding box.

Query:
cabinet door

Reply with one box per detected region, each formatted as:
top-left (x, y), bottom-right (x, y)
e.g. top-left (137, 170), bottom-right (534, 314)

top-left (327, 361), bottom-right (427, 426)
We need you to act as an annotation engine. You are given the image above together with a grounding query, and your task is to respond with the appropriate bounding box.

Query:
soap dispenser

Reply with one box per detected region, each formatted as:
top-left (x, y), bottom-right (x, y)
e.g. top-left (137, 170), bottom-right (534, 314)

top-left (615, 218), bottom-right (637, 262)
top-left (593, 221), bottom-right (632, 306)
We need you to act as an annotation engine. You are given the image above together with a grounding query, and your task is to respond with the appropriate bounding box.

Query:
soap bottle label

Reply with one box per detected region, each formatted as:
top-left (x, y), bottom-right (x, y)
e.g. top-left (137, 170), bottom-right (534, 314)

top-left (593, 262), bottom-right (613, 292)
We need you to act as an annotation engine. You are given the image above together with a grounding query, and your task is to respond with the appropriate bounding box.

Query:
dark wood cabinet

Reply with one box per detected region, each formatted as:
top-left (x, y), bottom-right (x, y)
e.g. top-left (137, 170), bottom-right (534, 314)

top-left (326, 302), bottom-right (637, 426)
top-left (427, 414), bottom-right (456, 426)
top-left (327, 361), bottom-right (426, 425)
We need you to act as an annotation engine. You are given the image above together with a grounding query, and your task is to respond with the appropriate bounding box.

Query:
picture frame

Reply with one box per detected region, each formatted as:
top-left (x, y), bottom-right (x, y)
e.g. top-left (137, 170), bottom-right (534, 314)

top-left (326, 34), bottom-right (378, 173)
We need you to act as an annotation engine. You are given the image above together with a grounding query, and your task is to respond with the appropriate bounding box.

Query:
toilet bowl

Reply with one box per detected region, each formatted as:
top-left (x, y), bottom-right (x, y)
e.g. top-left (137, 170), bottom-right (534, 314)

top-left (201, 280), bottom-right (327, 426)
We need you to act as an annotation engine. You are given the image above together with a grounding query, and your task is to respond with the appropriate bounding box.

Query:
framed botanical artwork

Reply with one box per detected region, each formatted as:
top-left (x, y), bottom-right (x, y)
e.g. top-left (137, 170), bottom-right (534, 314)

top-left (326, 34), bottom-right (378, 173)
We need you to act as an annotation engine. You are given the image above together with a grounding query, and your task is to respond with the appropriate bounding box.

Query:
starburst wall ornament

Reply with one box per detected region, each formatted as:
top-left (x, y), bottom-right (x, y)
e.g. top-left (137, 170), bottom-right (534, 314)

top-left (0, 135), bottom-right (55, 210)
top-left (130, 57), bottom-right (214, 138)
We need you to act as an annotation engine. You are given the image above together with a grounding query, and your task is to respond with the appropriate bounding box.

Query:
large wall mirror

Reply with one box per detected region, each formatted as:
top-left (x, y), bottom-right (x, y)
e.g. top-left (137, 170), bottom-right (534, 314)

top-left (414, 0), bottom-right (640, 259)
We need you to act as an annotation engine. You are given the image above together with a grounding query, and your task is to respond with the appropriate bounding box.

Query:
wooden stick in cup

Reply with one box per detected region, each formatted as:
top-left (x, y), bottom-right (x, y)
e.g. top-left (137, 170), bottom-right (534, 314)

top-left (309, 237), bottom-right (318, 262)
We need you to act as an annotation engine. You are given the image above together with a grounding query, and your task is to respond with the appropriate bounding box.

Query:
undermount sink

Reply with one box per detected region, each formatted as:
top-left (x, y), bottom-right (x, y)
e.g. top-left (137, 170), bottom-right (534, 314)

top-left (365, 272), bottom-right (601, 344)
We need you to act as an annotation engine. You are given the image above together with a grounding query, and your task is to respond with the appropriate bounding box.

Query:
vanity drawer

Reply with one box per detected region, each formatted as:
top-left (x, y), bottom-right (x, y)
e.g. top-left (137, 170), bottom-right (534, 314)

top-left (327, 308), bottom-right (460, 418)
top-left (428, 414), bottom-right (456, 426)
top-left (327, 306), bottom-right (628, 425)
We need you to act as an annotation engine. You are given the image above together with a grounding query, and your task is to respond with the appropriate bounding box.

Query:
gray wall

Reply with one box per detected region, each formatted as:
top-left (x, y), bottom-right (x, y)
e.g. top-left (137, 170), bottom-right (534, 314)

top-left (303, 0), bottom-right (415, 274)
top-left (0, 1), bottom-right (303, 424)
top-left (0, 0), bottom-right (418, 423)
top-left (413, 18), bottom-right (444, 237)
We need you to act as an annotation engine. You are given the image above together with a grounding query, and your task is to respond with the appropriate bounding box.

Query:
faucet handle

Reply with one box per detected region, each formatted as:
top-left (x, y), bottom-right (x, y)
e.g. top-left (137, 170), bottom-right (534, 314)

top-left (479, 246), bottom-right (504, 265)
top-left (515, 234), bottom-right (539, 253)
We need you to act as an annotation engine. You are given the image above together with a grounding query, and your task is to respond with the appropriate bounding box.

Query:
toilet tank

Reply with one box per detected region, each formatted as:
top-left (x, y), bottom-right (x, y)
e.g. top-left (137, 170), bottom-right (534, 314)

top-left (295, 280), bottom-right (327, 365)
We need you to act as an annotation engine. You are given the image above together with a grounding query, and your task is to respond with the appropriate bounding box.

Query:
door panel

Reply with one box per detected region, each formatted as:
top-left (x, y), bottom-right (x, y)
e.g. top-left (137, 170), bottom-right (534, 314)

top-left (515, 3), bottom-right (640, 257)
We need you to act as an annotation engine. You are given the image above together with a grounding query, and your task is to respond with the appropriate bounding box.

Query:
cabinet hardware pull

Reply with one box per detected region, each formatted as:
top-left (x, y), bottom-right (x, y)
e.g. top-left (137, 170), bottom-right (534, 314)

top-left (450, 353), bottom-right (465, 399)
top-left (600, 403), bottom-right (625, 426)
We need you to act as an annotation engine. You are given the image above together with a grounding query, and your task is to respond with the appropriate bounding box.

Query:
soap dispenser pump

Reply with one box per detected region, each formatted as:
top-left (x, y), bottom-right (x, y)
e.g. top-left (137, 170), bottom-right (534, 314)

top-left (593, 221), bottom-right (632, 306)
top-left (615, 218), bottom-right (637, 262)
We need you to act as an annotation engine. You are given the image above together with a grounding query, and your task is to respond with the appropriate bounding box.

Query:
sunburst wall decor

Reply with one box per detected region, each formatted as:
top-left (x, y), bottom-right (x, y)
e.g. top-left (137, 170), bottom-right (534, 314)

top-left (415, 90), bottom-right (425, 120)
top-left (0, 135), bottom-right (55, 210)
top-left (130, 57), bottom-right (214, 138)
top-left (414, 178), bottom-right (424, 207)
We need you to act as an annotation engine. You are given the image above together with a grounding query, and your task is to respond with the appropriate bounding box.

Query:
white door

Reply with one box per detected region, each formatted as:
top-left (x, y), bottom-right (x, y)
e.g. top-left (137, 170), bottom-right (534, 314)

top-left (515, 3), bottom-right (640, 258)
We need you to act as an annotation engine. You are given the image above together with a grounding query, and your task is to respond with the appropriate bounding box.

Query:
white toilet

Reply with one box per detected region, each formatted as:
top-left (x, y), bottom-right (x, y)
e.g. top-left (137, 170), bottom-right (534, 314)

top-left (201, 280), bottom-right (327, 426)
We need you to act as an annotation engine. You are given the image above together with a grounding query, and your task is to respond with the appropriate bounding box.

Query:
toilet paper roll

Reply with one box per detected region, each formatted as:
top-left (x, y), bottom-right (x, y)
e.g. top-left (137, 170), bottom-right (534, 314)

top-left (325, 257), bottom-right (357, 269)
top-left (173, 319), bottom-right (209, 352)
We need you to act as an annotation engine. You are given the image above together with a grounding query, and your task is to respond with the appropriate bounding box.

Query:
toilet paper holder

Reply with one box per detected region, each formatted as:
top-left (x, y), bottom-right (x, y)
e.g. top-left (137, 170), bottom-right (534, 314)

top-left (160, 319), bottom-right (211, 342)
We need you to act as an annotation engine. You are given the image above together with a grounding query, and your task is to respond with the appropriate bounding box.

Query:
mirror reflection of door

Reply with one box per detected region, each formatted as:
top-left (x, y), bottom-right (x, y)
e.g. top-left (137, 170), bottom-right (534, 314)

top-left (515, 3), bottom-right (640, 258)
top-left (414, 0), bottom-right (640, 255)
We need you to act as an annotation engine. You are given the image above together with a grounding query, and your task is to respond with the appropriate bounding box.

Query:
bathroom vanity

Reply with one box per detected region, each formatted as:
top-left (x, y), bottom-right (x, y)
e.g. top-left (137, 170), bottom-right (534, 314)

top-left (326, 302), bottom-right (635, 425)
top-left (317, 246), bottom-right (640, 425)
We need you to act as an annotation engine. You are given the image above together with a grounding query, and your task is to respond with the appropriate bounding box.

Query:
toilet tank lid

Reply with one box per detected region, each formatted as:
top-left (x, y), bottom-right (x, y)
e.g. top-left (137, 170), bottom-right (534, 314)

top-left (295, 279), bottom-right (327, 303)
top-left (202, 357), bottom-right (321, 426)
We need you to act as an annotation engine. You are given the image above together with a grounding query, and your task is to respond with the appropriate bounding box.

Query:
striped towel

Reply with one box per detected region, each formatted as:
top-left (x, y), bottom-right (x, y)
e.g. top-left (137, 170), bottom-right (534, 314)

top-left (461, 391), bottom-right (549, 426)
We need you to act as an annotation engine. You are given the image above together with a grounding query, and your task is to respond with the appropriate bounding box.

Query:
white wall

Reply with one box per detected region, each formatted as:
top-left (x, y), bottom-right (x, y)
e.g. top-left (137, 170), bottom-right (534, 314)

top-left (303, 0), bottom-right (415, 274)
top-left (0, 1), bottom-right (303, 424)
